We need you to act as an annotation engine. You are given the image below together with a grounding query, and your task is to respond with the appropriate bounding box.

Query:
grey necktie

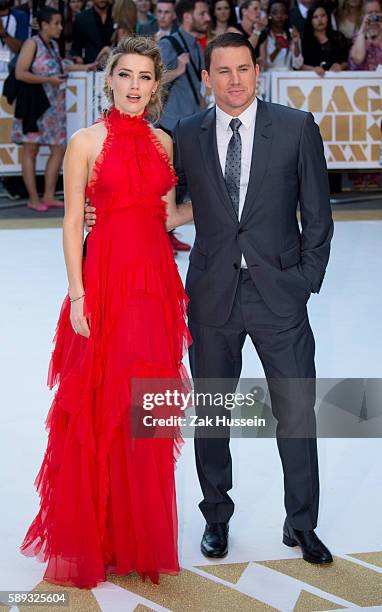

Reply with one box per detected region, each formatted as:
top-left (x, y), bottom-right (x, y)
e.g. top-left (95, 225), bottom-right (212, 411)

top-left (224, 118), bottom-right (242, 218)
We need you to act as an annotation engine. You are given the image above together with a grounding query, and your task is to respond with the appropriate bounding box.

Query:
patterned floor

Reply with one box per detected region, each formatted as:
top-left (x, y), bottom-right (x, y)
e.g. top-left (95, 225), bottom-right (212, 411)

top-left (0, 221), bottom-right (381, 611)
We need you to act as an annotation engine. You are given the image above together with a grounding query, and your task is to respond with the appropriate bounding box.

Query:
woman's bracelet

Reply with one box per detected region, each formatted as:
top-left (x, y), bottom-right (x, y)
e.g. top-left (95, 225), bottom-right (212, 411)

top-left (69, 293), bottom-right (85, 303)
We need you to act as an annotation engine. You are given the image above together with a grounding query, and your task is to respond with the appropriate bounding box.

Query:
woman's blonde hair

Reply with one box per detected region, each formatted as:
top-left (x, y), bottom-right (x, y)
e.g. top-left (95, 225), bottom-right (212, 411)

top-left (103, 36), bottom-right (164, 122)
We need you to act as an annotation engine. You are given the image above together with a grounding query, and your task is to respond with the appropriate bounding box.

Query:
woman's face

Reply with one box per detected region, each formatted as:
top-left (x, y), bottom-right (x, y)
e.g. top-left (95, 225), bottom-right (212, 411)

top-left (43, 14), bottom-right (63, 39)
top-left (107, 53), bottom-right (158, 117)
top-left (69, 0), bottom-right (84, 15)
top-left (312, 7), bottom-right (328, 31)
top-left (214, 0), bottom-right (231, 24)
top-left (136, 0), bottom-right (150, 14)
top-left (269, 2), bottom-right (288, 28)
top-left (243, 0), bottom-right (261, 23)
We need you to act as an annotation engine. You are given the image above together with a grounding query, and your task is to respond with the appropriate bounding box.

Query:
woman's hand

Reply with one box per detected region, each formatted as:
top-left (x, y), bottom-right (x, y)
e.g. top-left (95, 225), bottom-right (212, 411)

top-left (70, 296), bottom-right (90, 338)
top-left (48, 74), bottom-right (67, 86)
top-left (330, 62), bottom-right (343, 72)
top-left (290, 26), bottom-right (300, 42)
top-left (85, 62), bottom-right (98, 72)
top-left (313, 65), bottom-right (326, 77)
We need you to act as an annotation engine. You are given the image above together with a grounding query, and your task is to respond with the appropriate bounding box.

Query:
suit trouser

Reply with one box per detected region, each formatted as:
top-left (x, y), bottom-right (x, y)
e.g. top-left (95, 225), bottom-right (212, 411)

top-left (188, 269), bottom-right (319, 531)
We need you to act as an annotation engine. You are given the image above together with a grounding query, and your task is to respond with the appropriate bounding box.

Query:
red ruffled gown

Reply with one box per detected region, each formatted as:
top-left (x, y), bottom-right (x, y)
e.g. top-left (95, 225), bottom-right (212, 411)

top-left (20, 107), bottom-right (192, 588)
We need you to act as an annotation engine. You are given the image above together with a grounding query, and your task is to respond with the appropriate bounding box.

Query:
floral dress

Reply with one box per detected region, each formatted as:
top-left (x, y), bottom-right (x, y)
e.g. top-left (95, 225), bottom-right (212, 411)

top-left (12, 35), bottom-right (67, 146)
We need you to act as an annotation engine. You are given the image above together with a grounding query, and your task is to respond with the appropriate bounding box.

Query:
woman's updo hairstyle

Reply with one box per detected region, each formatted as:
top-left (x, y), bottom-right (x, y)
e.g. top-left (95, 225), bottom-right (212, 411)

top-left (103, 35), bottom-right (164, 122)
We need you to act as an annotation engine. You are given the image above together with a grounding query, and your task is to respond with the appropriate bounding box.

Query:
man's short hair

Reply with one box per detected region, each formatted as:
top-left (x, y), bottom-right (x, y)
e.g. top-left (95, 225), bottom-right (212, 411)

top-left (157, 0), bottom-right (175, 5)
top-left (205, 33), bottom-right (257, 72)
top-left (175, 0), bottom-right (202, 23)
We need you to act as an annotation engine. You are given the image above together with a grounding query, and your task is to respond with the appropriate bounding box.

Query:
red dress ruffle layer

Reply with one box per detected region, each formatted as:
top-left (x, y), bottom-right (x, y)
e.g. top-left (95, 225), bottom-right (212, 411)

top-left (20, 107), bottom-right (192, 588)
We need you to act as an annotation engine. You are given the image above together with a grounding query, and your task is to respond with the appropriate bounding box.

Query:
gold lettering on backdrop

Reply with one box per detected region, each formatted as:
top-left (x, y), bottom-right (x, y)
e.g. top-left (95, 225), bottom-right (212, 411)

top-left (67, 85), bottom-right (78, 113)
top-left (353, 114), bottom-right (366, 140)
top-left (285, 79), bottom-right (382, 165)
top-left (349, 144), bottom-right (368, 161)
top-left (287, 86), bottom-right (322, 111)
top-left (353, 85), bottom-right (382, 112)
top-left (0, 94), bottom-right (14, 114)
top-left (318, 115), bottom-right (332, 140)
top-left (335, 115), bottom-right (349, 141)
top-left (327, 145), bottom-right (347, 162)
top-left (0, 147), bottom-right (15, 164)
top-left (325, 86), bottom-right (353, 112)
top-left (0, 118), bottom-right (12, 144)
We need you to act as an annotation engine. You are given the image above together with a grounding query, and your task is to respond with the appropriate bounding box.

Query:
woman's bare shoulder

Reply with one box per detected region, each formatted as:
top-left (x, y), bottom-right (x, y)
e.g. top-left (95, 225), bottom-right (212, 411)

top-left (67, 122), bottom-right (107, 155)
top-left (152, 127), bottom-right (173, 156)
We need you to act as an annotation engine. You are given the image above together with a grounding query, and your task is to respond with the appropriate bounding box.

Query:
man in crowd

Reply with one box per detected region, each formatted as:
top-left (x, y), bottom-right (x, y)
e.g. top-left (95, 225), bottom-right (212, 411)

top-left (0, 0), bottom-right (28, 73)
top-left (140, 0), bottom-right (178, 41)
top-left (158, 0), bottom-right (210, 253)
top-left (289, 0), bottom-right (315, 34)
top-left (70, 0), bottom-right (113, 63)
top-left (158, 0), bottom-right (210, 135)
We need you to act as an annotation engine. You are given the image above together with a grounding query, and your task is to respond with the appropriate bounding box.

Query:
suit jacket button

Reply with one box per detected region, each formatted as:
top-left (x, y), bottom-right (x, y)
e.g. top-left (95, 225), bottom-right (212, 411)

top-left (233, 262), bottom-right (239, 269)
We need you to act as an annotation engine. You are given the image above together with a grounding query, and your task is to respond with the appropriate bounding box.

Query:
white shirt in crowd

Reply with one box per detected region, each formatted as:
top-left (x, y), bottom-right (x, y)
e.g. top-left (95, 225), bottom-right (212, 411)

top-left (0, 13), bottom-right (17, 73)
top-left (216, 97), bottom-right (258, 268)
top-left (265, 32), bottom-right (304, 71)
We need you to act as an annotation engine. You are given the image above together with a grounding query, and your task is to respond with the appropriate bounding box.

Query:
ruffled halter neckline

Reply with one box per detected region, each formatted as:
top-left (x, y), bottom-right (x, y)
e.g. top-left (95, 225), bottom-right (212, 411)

top-left (103, 106), bottom-right (149, 132)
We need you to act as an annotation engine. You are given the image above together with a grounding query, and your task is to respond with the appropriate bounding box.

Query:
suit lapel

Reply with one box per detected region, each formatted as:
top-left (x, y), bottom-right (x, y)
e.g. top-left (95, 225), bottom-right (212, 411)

top-left (199, 107), bottom-right (238, 223)
top-left (240, 99), bottom-right (273, 226)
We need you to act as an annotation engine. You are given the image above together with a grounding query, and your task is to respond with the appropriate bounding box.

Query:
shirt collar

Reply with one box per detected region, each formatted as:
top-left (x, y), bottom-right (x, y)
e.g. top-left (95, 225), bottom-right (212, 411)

top-left (216, 97), bottom-right (258, 132)
top-left (297, 2), bottom-right (309, 18)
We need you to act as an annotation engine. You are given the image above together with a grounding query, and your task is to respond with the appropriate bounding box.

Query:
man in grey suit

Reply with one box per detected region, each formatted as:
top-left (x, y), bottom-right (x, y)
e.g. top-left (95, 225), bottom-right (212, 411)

top-left (174, 33), bottom-right (334, 564)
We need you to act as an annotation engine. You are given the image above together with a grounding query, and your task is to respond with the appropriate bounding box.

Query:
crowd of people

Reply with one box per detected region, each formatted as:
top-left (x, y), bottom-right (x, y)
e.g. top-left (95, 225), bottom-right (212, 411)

top-left (1, 0), bottom-right (382, 215)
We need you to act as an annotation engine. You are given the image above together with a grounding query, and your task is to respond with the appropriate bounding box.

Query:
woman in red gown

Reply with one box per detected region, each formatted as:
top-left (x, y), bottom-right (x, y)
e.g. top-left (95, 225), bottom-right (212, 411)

top-left (20, 36), bottom-right (193, 589)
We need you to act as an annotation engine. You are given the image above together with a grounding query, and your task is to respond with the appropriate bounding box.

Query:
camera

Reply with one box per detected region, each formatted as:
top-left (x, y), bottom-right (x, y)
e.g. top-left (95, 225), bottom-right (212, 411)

top-left (368, 14), bottom-right (382, 23)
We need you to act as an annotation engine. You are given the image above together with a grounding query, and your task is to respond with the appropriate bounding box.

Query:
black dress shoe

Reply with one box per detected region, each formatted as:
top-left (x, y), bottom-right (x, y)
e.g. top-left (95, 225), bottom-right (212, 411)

top-left (283, 519), bottom-right (333, 564)
top-left (201, 522), bottom-right (229, 558)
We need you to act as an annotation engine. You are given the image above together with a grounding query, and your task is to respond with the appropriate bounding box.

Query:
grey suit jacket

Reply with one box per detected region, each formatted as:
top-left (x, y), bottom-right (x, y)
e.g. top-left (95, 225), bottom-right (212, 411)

top-left (174, 99), bottom-right (334, 325)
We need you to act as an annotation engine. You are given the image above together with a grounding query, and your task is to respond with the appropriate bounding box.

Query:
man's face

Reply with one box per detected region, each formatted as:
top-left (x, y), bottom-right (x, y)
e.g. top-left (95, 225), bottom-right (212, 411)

top-left (190, 1), bottom-right (211, 34)
top-left (93, 0), bottom-right (109, 10)
top-left (203, 45), bottom-right (258, 115)
top-left (157, 2), bottom-right (175, 29)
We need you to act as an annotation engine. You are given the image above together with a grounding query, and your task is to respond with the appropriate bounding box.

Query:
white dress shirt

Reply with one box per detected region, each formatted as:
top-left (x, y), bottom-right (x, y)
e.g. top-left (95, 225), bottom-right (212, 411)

top-left (215, 97), bottom-right (257, 268)
top-left (297, 2), bottom-right (309, 19)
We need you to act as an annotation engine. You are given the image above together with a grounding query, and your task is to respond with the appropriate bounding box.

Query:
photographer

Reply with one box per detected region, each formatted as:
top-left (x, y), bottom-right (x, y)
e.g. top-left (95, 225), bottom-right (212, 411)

top-left (12, 6), bottom-right (96, 212)
top-left (349, 0), bottom-right (382, 69)
top-left (0, 0), bottom-right (28, 73)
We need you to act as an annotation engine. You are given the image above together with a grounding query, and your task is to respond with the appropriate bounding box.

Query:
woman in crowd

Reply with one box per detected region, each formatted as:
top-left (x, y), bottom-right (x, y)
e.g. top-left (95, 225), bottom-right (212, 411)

top-left (63, 0), bottom-right (86, 55)
top-left (135, 0), bottom-right (156, 33)
top-left (302, 3), bottom-right (348, 75)
top-left (12, 6), bottom-right (96, 212)
top-left (208, 0), bottom-right (239, 38)
top-left (235, 0), bottom-right (267, 58)
top-left (259, 0), bottom-right (303, 70)
top-left (349, 0), bottom-right (382, 69)
top-left (96, 0), bottom-right (138, 67)
top-left (348, 0), bottom-right (382, 188)
top-left (20, 35), bottom-right (192, 589)
top-left (337, 0), bottom-right (363, 43)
